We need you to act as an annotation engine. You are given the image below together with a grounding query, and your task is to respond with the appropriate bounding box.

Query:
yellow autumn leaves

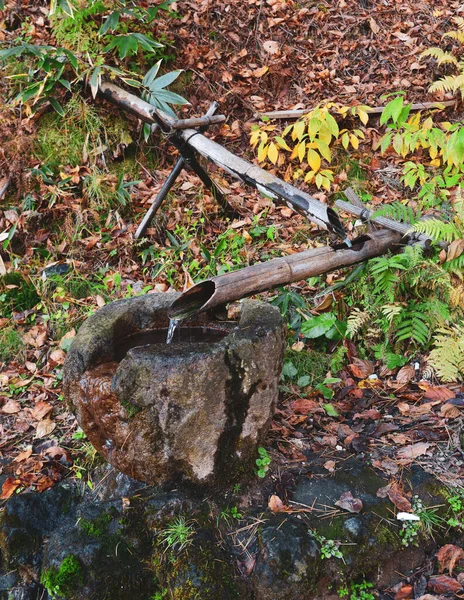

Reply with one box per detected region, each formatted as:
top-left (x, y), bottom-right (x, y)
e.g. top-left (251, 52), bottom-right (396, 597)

top-left (250, 103), bottom-right (369, 190)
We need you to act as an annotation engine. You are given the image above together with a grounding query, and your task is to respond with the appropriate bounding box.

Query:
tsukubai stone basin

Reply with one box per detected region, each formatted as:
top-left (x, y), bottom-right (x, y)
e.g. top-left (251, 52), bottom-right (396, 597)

top-left (63, 293), bottom-right (284, 487)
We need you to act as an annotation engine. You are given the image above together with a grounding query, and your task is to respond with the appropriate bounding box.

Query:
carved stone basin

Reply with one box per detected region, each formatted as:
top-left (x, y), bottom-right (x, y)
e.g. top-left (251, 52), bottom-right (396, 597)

top-left (63, 293), bottom-right (284, 487)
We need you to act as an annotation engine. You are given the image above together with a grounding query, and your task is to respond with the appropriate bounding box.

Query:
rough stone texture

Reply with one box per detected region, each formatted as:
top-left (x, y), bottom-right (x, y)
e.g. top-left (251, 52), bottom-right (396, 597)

top-left (63, 293), bottom-right (284, 486)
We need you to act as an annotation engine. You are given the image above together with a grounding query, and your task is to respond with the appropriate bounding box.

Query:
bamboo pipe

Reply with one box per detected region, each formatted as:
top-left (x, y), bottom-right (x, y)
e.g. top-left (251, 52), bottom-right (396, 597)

top-left (168, 230), bottom-right (402, 319)
top-left (98, 82), bottom-right (347, 240)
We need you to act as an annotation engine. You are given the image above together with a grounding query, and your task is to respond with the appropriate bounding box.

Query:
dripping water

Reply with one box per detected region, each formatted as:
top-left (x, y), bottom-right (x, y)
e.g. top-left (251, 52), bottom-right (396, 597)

top-left (166, 318), bottom-right (180, 344)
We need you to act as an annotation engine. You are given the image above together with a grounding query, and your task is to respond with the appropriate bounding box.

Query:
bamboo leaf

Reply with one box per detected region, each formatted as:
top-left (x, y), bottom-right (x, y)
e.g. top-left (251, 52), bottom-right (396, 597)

top-left (307, 148), bottom-right (321, 172)
top-left (268, 142), bottom-right (279, 164)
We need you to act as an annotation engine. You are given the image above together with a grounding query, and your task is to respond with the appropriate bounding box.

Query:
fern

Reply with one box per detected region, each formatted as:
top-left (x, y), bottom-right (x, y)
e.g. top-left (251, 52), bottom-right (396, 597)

top-left (381, 303), bottom-right (404, 324)
top-left (370, 202), bottom-right (418, 225)
top-left (445, 253), bottom-right (464, 276)
top-left (429, 323), bottom-right (464, 381)
top-left (410, 218), bottom-right (461, 242)
top-left (420, 47), bottom-right (458, 66)
top-left (429, 74), bottom-right (464, 96)
top-left (346, 308), bottom-right (370, 338)
top-left (394, 308), bottom-right (431, 346)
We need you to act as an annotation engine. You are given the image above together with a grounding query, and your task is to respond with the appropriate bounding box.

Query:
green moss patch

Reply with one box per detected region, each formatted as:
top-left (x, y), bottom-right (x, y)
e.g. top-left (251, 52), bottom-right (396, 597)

top-left (40, 554), bottom-right (83, 599)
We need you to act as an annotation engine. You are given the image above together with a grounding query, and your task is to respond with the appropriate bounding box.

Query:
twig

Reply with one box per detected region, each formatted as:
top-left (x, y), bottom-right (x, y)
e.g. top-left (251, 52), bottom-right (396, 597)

top-left (256, 100), bottom-right (457, 120)
top-left (0, 177), bottom-right (10, 201)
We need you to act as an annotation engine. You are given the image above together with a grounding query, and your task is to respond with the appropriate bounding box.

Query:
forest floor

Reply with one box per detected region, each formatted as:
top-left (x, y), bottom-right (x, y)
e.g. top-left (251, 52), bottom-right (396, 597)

top-left (1, 1), bottom-right (464, 598)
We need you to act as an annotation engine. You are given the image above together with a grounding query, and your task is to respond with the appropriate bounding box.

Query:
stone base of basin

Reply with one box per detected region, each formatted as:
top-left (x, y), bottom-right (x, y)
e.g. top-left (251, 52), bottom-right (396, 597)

top-left (63, 293), bottom-right (284, 487)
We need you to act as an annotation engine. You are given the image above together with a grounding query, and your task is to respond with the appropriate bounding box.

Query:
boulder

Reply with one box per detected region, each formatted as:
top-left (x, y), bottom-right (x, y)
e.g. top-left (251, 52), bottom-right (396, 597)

top-left (63, 293), bottom-right (284, 487)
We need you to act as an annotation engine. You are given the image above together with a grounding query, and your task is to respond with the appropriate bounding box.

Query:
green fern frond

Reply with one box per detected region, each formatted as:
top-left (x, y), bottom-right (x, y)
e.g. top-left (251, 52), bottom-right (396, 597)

top-left (370, 202), bottom-right (418, 225)
top-left (410, 218), bottom-right (461, 242)
top-left (381, 303), bottom-right (404, 324)
top-left (346, 308), bottom-right (370, 338)
top-left (395, 310), bottom-right (430, 346)
top-left (420, 47), bottom-right (459, 66)
top-left (429, 323), bottom-right (464, 382)
top-left (444, 253), bottom-right (464, 277)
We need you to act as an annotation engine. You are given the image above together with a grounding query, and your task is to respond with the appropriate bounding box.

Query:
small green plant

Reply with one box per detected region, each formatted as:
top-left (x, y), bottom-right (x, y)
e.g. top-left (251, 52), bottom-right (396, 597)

top-left (301, 312), bottom-right (347, 343)
top-left (40, 554), bottom-right (83, 598)
top-left (79, 511), bottom-right (112, 538)
top-left (158, 516), bottom-right (195, 554)
top-left (446, 488), bottom-right (464, 529)
top-left (0, 327), bottom-right (24, 364)
top-left (311, 531), bottom-right (344, 560)
top-left (338, 580), bottom-right (375, 600)
top-left (399, 496), bottom-right (446, 547)
top-left (256, 446), bottom-right (271, 478)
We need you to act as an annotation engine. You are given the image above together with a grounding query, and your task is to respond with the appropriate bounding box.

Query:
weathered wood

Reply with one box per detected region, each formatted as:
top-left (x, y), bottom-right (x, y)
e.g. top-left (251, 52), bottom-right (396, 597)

top-left (99, 82), bottom-right (347, 240)
top-left (257, 100), bottom-right (456, 120)
top-left (168, 230), bottom-right (402, 318)
top-left (170, 114), bottom-right (226, 130)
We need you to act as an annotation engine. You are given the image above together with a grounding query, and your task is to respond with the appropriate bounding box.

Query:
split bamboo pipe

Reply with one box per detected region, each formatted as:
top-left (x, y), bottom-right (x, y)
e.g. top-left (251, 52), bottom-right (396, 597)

top-left (168, 230), bottom-right (402, 319)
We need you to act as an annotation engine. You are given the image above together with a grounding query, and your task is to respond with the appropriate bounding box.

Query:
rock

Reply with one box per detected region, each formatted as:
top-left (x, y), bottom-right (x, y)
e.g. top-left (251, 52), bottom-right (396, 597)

top-left (251, 515), bottom-right (320, 600)
top-left (64, 294), bottom-right (284, 487)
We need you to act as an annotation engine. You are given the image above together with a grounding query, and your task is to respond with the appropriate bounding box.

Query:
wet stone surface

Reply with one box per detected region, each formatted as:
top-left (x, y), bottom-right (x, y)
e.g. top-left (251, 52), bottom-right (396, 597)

top-left (63, 293), bottom-right (285, 487)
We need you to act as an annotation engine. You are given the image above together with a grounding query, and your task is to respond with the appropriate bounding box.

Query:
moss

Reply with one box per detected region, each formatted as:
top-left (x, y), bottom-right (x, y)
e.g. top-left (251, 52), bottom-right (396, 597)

top-left (0, 327), bottom-right (24, 364)
top-left (121, 398), bottom-right (142, 418)
top-left (375, 522), bottom-right (401, 547)
top-left (40, 554), bottom-right (83, 599)
top-left (0, 272), bottom-right (40, 317)
top-left (79, 511), bottom-right (112, 538)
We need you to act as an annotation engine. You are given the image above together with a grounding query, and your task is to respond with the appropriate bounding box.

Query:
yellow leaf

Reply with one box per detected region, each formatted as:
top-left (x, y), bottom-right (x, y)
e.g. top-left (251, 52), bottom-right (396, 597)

top-left (430, 158), bottom-right (441, 167)
top-left (261, 131), bottom-right (268, 144)
top-left (308, 118), bottom-right (322, 137)
top-left (350, 134), bottom-right (359, 150)
top-left (318, 124), bottom-right (332, 145)
top-left (304, 170), bottom-right (315, 182)
top-left (315, 173), bottom-right (323, 188)
top-left (257, 142), bottom-right (268, 162)
top-left (307, 148), bottom-right (321, 172)
top-left (275, 136), bottom-right (291, 151)
top-left (317, 140), bottom-right (331, 162)
top-left (250, 130), bottom-right (260, 148)
top-left (290, 144), bottom-right (299, 160)
top-left (357, 108), bottom-right (369, 125)
top-left (294, 120), bottom-right (306, 141)
top-left (298, 140), bottom-right (306, 162)
top-left (321, 176), bottom-right (331, 190)
top-left (268, 142), bottom-right (279, 165)
top-left (341, 132), bottom-right (349, 150)
top-left (282, 124), bottom-right (293, 137)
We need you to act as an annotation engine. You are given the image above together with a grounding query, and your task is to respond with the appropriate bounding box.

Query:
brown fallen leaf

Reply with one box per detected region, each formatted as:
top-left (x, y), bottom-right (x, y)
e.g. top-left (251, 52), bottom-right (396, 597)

top-left (420, 384), bottom-right (455, 402)
top-left (394, 584), bottom-right (413, 600)
top-left (437, 544), bottom-right (464, 575)
top-left (0, 477), bottom-right (22, 499)
top-left (31, 401), bottom-right (53, 421)
top-left (22, 324), bottom-right (47, 348)
top-left (49, 348), bottom-right (66, 365)
top-left (1, 398), bottom-right (21, 414)
top-left (268, 494), bottom-right (288, 513)
top-left (348, 358), bottom-right (374, 379)
top-left (376, 482), bottom-right (412, 512)
top-left (334, 491), bottom-right (363, 513)
top-left (396, 365), bottom-right (415, 384)
top-left (324, 460), bottom-right (336, 472)
top-left (291, 398), bottom-right (319, 413)
top-left (372, 458), bottom-right (399, 476)
top-left (396, 442), bottom-right (430, 463)
top-left (13, 447), bottom-right (33, 463)
top-left (427, 574), bottom-right (462, 595)
top-left (35, 418), bottom-right (56, 439)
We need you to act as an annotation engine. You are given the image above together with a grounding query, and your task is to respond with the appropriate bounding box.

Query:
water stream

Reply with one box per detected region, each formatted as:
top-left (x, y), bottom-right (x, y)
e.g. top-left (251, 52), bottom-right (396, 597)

top-left (166, 318), bottom-right (180, 344)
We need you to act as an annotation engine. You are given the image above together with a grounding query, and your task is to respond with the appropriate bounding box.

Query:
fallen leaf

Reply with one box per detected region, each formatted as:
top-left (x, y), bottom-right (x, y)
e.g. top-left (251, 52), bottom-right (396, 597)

top-left (268, 494), bottom-right (288, 512)
top-left (291, 398), bottom-right (318, 413)
top-left (396, 442), bottom-right (430, 463)
top-left (348, 358), bottom-right (374, 379)
top-left (394, 584), bottom-right (413, 600)
top-left (35, 418), bottom-right (56, 439)
top-left (262, 40), bottom-right (279, 54)
top-left (372, 458), bottom-right (399, 476)
top-left (437, 544), bottom-right (464, 575)
top-left (369, 17), bottom-right (380, 33)
top-left (334, 491), bottom-right (363, 513)
top-left (22, 324), bottom-right (47, 348)
top-left (396, 365), bottom-right (415, 384)
top-left (31, 401), bottom-right (53, 420)
top-left (0, 477), bottom-right (22, 499)
top-left (427, 574), bottom-right (462, 595)
top-left (13, 447), bottom-right (33, 462)
top-left (49, 348), bottom-right (66, 365)
top-left (377, 482), bottom-right (412, 512)
top-left (252, 66), bottom-right (269, 78)
top-left (420, 384), bottom-right (455, 402)
top-left (43, 446), bottom-right (71, 461)
top-left (59, 328), bottom-right (76, 351)
top-left (324, 460), bottom-right (336, 472)
top-left (1, 398), bottom-right (21, 414)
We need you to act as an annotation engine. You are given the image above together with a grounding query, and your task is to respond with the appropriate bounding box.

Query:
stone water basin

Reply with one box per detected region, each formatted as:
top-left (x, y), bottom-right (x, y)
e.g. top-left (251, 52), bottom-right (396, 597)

top-left (63, 292), bottom-right (284, 487)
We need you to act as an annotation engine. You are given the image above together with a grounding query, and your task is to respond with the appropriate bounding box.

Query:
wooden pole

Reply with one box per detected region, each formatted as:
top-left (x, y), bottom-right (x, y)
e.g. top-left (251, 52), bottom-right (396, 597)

top-left (168, 230), bottom-right (402, 319)
top-left (99, 82), bottom-right (347, 240)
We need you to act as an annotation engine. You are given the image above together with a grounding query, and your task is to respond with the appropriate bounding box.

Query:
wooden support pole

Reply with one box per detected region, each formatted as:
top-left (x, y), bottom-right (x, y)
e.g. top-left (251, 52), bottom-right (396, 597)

top-left (99, 82), bottom-right (347, 240)
top-left (168, 230), bottom-right (402, 318)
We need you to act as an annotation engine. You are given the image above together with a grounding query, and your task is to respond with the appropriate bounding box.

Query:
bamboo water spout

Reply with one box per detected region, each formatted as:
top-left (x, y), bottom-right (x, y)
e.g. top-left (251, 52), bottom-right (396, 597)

top-left (168, 230), bottom-right (402, 319)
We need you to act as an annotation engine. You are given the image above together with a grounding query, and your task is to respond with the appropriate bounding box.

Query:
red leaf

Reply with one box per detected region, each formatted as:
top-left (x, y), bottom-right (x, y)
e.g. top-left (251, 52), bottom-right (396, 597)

top-left (0, 477), bottom-right (22, 499)
top-left (427, 574), bottom-right (462, 595)
top-left (334, 491), bottom-right (363, 513)
top-left (348, 358), bottom-right (374, 379)
top-left (437, 544), bottom-right (464, 575)
top-left (394, 584), bottom-right (413, 600)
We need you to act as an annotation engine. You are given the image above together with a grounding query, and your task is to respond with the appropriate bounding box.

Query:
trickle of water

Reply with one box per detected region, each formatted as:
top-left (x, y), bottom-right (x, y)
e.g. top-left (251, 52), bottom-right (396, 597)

top-left (166, 318), bottom-right (179, 344)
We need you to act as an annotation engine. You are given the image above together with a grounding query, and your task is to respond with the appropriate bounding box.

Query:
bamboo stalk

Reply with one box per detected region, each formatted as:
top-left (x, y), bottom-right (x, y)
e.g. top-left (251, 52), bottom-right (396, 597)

top-left (99, 82), bottom-right (347, 240)
top-left (168, 230), bottom-right (402, 319)
top-left (257, 100), bottom-right (456, 121)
